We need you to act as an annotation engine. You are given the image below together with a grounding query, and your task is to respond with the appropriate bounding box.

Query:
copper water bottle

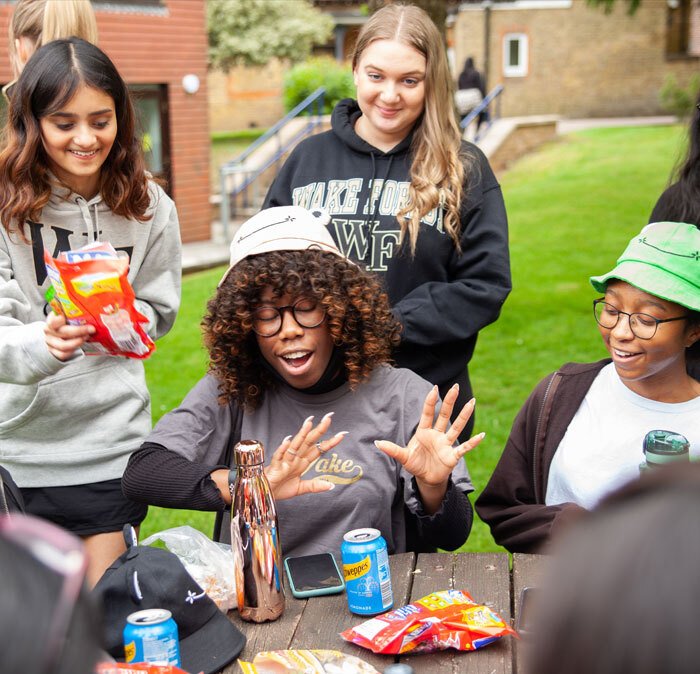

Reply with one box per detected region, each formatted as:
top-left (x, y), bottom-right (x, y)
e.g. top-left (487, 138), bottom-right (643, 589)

top-left (230, 439), bottom-right (285, 622)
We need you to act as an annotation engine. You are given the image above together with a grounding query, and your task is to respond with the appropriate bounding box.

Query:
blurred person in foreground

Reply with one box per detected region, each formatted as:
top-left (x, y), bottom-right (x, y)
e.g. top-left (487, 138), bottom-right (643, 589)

top-left (0, 513), bottom-right (101, 674)
top-left (529, 461), bottom-right (700, 674)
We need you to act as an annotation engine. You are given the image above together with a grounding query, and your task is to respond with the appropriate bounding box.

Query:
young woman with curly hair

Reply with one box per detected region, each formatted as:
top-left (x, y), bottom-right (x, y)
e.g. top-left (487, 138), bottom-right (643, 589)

top-left (124, 207), bottom-right (482, 558)
top-left (0, 38), bottom-right (181, 584)
top-left (265, 4), bottom-right (511, 442)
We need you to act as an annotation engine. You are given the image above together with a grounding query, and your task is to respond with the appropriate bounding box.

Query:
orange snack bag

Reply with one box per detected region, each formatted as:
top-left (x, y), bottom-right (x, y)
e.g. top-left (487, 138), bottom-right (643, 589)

top-left (44, 242), bottom-right (154, 359)
top-left (341, 589), bottom-right (516, 655)
top-left (96, 665), bottom-right (196, 674)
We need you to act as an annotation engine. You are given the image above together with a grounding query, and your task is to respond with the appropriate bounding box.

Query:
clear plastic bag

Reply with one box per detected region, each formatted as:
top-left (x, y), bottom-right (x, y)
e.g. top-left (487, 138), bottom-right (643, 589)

top-left (142, 525), bottom-right (236, 612)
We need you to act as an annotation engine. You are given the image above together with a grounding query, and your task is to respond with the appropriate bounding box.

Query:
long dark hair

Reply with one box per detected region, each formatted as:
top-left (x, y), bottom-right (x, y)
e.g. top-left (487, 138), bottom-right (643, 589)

top-left (669, 92), bottom-right (700, 225)
top-left (0, 37), bottom-right (151, 241)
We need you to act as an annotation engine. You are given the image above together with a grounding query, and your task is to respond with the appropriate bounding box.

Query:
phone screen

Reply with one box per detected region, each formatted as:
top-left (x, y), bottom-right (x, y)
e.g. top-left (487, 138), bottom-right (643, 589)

top-left (285, 553), bottom-right (344, 592)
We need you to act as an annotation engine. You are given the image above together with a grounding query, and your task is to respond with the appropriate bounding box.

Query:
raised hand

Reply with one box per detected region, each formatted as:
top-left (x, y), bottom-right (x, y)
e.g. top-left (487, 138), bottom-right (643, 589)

top-left (265, 412), bottom-right (347, 501)
top-left (374, 384), bottom-right (484, 509)
top-left (44, 311), bottom-right (94, 361)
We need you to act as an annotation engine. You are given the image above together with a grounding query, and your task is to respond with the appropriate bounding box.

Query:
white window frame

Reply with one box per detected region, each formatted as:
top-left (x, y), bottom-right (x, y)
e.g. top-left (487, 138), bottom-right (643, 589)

top-left (503, 33), bottom-right (528, 77)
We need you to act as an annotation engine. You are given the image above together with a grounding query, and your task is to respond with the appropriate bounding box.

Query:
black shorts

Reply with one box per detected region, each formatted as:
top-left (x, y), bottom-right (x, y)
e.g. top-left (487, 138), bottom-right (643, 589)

top-left (20, 478), bottom-right (147, 536)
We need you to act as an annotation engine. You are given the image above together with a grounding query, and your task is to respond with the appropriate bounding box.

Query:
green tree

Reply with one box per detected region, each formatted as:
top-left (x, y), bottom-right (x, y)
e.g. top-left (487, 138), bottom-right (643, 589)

top-left (586, 0), bottom-right (641, 14)
top-left (208, 0), bottom-right (334, 70)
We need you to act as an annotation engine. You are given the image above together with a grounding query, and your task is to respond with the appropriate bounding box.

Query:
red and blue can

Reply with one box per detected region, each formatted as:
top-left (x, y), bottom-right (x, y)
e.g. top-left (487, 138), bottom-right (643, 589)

top-left (123, 608), bottom-right (181, 667)
top-left (341, 528), bottom-right (393, 615)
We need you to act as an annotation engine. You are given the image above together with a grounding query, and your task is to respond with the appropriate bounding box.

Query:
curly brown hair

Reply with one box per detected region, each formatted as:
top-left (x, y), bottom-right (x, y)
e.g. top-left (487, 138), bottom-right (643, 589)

top-left (202, 249), bottom-right (402, 410)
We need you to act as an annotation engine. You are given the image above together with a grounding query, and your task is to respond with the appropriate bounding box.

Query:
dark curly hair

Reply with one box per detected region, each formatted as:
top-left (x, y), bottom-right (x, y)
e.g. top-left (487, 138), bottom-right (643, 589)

top-left (202, 249), bottom-right (402, 410)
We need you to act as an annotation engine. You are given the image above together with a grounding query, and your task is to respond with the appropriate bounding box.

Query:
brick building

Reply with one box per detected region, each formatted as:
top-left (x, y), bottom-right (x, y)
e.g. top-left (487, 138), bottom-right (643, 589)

top-left (454, 0), bottom-right (700, 117)
top-left (0, 0), bottom-right (210, 242)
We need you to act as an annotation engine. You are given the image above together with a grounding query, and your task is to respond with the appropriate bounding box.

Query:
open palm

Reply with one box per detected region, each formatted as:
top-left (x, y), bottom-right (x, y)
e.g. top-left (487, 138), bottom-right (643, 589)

top-left (265, 413), bottom-right (346, 501)
top-left (375, 384), bottom-right (484, 486)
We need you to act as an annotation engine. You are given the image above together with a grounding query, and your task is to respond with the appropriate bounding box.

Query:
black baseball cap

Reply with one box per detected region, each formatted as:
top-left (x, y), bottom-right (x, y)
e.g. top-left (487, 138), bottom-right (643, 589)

top-left (93, 526), bottom-right (245, 674)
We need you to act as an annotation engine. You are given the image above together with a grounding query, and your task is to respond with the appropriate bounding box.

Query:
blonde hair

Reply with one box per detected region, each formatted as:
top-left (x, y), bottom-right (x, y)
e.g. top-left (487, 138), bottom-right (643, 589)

top-left (352, 3), bottom-right (471, 253)
top-left (8, 0), bottom-right (98, 76)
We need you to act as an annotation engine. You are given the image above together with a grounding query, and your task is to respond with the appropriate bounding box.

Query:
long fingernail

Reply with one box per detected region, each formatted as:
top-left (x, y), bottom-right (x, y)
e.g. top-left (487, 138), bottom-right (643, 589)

top-left (334, 431), bottom-right (349, 438)
top-left (282, 435), bottom-right (292, 443)
top-left (322, 411), bottom-right (335, 422)
top-left (451, 383), bottom-right (459, 390)
top-left (476, 432), bottom-right (486, 440)
top-left (374, 440), bottom-right (382, 449)
top-left (304, 415), bottom-right (314, 425)
top-left (469, 398), bottom-right (476, 406)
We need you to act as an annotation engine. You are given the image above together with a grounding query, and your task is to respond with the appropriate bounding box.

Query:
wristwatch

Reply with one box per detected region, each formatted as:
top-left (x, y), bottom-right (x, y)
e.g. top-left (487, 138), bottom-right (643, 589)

top-left (227, 468), bottom-right (237, 500)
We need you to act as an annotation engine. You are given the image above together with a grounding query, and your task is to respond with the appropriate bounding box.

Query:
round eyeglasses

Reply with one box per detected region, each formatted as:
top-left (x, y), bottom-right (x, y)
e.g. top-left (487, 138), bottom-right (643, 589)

top-left (592, 299), bottom-right (688, 340)
top-left (252, 297), bottom-right (326, 337)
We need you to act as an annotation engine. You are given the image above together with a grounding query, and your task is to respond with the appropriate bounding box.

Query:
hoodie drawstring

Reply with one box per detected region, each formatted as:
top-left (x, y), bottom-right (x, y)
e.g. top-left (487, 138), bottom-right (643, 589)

top-left (365, 153), bottom-right (394, 265)
top-left (75, 197), bottom-right (100, 242)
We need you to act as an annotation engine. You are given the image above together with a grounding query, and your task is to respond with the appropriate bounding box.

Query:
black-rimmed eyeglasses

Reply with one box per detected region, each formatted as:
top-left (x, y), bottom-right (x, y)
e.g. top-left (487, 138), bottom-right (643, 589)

top-left (593, 299), bottom-right (688, 340)
top-left (252, 297), bottom-right (326, 337)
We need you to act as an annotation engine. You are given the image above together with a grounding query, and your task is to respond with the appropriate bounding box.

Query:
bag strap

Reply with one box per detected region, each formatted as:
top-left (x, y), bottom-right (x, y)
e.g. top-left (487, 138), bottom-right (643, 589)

top-left (0, 465), bottom-right (25, 514)
top-left (0, 470), bottom-right (8, 515)
top-left (212, 404), bottom-right (243, 542)
top-left (532, 371), bottom-right (562, 503)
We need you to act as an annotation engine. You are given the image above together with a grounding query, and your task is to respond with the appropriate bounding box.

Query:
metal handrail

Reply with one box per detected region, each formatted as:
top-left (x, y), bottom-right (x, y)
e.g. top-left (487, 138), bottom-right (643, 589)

top-left (460, 84), bottom-right (504, 142)
top-left (219, 86), bottom-right (326, 239)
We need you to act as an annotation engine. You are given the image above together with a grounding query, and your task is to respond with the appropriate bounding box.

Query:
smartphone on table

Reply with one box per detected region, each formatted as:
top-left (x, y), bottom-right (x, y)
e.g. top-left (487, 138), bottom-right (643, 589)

top-left (284, 552), bottom-right (345, 599)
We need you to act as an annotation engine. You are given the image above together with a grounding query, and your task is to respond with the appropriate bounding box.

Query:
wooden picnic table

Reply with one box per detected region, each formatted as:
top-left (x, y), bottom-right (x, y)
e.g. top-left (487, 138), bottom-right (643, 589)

top-left (223, 552), bottom-right (545, 674)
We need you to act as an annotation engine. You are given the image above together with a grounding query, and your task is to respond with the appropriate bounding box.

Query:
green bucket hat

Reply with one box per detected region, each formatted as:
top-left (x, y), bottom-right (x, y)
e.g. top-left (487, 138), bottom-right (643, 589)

top-left (590, 222), bottom-right (700, 312)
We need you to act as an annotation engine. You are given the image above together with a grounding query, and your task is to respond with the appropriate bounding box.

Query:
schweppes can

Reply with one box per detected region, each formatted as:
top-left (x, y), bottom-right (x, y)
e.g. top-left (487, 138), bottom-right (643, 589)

top-left (341, 528), bottom-right (393, 615)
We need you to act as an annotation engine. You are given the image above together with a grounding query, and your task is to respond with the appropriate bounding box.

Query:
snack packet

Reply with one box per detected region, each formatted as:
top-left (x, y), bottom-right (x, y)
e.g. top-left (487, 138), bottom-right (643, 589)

top-left (96, 664), bottom-right (195, 674)
top-left (238, 650), bottom-right (379, 674)
top-left (44, 242), bottom-right (154, 359)
top-left (340, 589), bottom-right (516, 655)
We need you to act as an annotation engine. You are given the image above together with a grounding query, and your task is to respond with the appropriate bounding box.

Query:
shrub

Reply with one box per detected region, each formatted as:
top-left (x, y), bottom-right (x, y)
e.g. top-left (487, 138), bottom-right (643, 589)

top-left (283, 57), bottom-right (355, 114)
top-left (659, 74), bottom-right (700, 119)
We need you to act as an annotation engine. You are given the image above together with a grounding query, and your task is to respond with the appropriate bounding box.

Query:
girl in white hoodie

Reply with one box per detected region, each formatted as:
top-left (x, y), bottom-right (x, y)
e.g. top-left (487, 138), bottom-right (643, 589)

top-left (0, 37), bottom-right (181, 584)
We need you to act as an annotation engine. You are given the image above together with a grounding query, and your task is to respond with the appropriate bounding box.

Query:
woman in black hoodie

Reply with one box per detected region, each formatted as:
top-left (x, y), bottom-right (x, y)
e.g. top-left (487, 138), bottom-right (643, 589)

top-left (265, 4), bottom-right (511, 440)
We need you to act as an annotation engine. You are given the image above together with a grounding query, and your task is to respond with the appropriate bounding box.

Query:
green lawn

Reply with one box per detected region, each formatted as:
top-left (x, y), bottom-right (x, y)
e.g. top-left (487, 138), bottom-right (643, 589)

top-left (141, 124), bottom-right (687, 549)
top-left (210, 130), bottom-right (266, 190)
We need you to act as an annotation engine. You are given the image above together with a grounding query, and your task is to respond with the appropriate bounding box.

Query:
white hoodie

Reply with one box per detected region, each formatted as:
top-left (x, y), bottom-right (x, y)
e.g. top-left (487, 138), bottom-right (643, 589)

top-left (0, 180), bottom-right (181, 487)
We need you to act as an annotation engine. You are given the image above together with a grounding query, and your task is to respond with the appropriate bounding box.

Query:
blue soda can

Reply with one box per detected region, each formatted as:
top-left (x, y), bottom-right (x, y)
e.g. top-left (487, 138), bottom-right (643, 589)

top-left (341, 528), bottom-right (393, 615)
top-left (123, 608), bottom-right (181, 667)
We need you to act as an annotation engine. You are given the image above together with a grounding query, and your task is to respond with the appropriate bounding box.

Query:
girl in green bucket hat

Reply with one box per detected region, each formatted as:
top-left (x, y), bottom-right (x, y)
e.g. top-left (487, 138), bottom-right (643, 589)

top-left (476, 222), bottom-right (700, 553)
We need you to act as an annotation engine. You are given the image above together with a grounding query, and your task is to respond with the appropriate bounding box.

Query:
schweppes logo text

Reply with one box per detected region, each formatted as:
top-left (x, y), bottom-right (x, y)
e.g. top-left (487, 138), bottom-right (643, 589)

top-left (343, 555), bottom-right (371, 581)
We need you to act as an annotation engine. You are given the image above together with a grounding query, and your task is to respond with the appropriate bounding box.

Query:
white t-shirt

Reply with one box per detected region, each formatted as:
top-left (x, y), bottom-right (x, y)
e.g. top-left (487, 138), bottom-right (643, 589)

top-left (546, 363), bottom-right (700, 510)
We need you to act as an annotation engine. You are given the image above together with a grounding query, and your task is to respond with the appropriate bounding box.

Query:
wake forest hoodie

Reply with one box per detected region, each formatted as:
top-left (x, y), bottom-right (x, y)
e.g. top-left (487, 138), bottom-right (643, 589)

top-left (265, 98), bottom-right (511, 402)
top-left (0, 181), bottom-right (181, 487)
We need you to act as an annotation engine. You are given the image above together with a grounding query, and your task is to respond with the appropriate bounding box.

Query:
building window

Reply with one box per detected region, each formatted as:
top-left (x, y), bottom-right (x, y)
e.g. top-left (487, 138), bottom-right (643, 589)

top-left (92, 0), bottom-right (167, 16)
top-left (503, 33), bottom-right (528, 77)
top-left (130, 84), bottom-right (172, 193)
top-left (666, 0), bottom-right (700, 56)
